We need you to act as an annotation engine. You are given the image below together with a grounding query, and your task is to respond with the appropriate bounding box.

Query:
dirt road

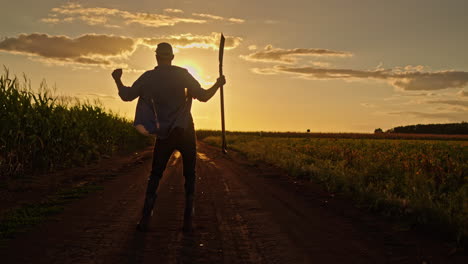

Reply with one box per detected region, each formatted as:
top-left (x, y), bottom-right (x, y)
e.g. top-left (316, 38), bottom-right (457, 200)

top-left (1, 142), bottom-right (465, 263)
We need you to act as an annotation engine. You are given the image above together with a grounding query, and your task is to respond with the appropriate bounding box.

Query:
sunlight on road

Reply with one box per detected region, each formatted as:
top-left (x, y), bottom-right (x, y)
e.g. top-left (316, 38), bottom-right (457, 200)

top-left (197, 152), bottom-right (211, 161)
top-left (170, 151), bottom-right (181, 166)
top-left (197, 152), bottom-right (217, 167)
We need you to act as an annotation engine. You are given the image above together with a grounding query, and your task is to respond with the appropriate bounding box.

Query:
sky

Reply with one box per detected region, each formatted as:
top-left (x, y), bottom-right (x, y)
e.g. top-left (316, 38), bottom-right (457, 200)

top-left (1, 0), bottom-right (467, 132)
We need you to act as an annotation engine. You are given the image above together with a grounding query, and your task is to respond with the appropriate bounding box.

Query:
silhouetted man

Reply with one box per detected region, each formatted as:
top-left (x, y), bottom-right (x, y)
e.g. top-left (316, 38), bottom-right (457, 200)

top-left (112, 42), bottom-right (226, 232)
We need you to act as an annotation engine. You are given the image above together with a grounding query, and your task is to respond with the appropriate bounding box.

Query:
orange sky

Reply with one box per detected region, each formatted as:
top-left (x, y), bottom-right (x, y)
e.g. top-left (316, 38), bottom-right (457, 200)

top-left (1, 0), bottom-right (467, 132)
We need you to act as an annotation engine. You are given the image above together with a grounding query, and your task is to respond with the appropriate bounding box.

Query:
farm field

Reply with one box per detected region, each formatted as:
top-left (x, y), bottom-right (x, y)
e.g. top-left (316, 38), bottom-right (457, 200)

top-left (0, 69), bottom-right (150, 179)
top-left (201, 133), bottom-right (468, 241)
top-left (197, 130), bottom-right (468, 141)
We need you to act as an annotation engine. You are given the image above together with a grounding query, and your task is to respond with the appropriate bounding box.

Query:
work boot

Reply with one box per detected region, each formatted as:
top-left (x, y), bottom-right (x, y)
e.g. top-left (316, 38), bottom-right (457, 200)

top-left (183, 195), bottom-right (195, 233)
top-left (136, 215), bottom-right (150, 232)
top-left (136, 194), bottom-right (157, 232)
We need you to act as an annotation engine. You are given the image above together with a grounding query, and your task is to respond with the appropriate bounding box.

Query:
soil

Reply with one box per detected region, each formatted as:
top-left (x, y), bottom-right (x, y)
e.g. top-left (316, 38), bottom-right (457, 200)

top-left (0, 142), bottom-right (465, 263)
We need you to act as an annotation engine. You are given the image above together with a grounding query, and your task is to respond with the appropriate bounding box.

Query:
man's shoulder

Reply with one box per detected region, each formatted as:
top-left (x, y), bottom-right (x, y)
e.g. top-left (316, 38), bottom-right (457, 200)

top-left (139, 69), bottom-right (155, 78)
top-left (170, 65), bottom-right (189, 73)
top-left (152, 65), bottom-right (188, 74)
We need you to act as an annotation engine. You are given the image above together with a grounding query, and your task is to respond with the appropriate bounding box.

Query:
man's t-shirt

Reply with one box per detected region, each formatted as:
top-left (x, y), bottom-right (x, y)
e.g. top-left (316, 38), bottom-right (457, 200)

top-left (118, 65), bottom-right (206, 139)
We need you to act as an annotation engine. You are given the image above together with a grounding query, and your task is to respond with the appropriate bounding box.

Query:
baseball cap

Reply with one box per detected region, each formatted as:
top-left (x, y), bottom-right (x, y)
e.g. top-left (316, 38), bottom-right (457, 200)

top-left (155, 42), bottom-right (173, 58)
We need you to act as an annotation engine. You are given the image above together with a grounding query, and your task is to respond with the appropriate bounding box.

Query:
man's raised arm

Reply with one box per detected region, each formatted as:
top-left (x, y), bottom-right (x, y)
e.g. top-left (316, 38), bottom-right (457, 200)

top-left (185, 70), bottom-right (226, 102)
top-left (196, 76), bottom-right (226, 102)
top-left (112, 69), bottom-right (140, 102)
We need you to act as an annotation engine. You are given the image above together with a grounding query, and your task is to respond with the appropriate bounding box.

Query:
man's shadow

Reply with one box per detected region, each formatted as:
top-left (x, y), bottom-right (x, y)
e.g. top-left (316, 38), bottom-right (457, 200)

top-left (122, 230), bottom-right (147, 264)
top-left (122, 230), bottom-right (199, 264)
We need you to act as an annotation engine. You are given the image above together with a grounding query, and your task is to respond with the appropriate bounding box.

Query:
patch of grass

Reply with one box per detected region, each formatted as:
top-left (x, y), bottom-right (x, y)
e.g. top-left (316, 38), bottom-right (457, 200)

top-left (0, 184), bottom-right (103, 243)
top-left (0, 203), bottom-right (64, 240)
top-left (56, 185), bottom-right (104, 201)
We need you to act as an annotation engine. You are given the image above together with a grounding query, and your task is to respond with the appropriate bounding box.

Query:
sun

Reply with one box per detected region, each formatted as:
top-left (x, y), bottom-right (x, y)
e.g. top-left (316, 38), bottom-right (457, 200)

top-left (178, 60), bottom-right (211, 86)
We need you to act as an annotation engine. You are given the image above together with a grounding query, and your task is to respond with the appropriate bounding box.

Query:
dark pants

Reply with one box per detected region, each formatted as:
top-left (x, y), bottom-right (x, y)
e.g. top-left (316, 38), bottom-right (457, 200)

top-left (141, 125), bottom-right (197, 217)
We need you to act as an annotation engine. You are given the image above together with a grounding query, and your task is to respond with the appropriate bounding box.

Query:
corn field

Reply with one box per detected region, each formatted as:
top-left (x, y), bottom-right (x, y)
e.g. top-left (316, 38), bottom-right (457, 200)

top-left (0, 68), bottom-right (150, 178)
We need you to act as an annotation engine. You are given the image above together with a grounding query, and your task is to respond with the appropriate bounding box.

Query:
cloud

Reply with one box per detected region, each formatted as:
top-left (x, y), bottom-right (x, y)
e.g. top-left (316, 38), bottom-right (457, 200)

top-left (0, 33), bottom-right (136, 66)
top-left (458, 90), bottom-right (468, 97)
top-left (427, 99), bottom-right (468, 110)
top-left (42, 3), bottom-right (205, 28)
top-left (119, 11), bottom-right (205, 28)
top-left (401, 92), bottom-right (436, 97)
top-left (41, 17), bottom-right (60, 24)
top-left (264, 20), bottom-right (279, 24)
top-left (164, 8), bottom-right (184, 14)
top-left (391, 70), bottom-right (468, 91)
top-left (141, 33), bottom-right (242, 50)
top-left (248, 45), bottom-right (257, 50)
top-left (41, 3), bottom-right (243, 28)
top-left (251, 67), bottom-right (278, 75)
top-left (0, 32), bottom-right (243, 67)
top-left (192, 13), bottom-right (245, 23)
top-left (310, 61), bottom-right (331, 67)
top-left (254, 65), bottom-right (468, 91)
top-left (241, 45), bottom-right (352, 64)
top-left (388, 111), bottom-right (467, 121)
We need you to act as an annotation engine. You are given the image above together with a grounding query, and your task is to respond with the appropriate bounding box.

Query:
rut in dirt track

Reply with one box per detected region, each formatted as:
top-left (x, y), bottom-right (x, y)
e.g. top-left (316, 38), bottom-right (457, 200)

top-left (1, 142), bottom-right (465, 264)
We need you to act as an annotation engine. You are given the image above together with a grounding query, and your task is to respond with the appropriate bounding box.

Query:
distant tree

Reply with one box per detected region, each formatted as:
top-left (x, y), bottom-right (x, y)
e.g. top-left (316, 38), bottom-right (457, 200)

top-left (374, 128), bottom-right (383, 133)
top-left (307, 129), bottom-right (310, 133)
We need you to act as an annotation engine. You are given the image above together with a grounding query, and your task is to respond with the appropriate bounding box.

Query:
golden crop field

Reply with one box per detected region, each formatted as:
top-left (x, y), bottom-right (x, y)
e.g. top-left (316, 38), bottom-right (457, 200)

top-left (202, 133), bottom-right (468, 241)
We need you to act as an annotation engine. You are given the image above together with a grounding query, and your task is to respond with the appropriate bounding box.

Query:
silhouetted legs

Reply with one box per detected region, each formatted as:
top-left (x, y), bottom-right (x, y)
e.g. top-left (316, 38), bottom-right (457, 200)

top-left (137, 125), bottom-right (197, 232)
top-left (178, 126), bottom-right (197, 232)
top-left (137, 135), bottom-right (174, 231)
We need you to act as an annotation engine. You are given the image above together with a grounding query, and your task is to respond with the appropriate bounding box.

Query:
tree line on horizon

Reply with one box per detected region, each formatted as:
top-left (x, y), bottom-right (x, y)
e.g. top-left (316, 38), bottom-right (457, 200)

top-left (375, 122), bottom-right (468, 135)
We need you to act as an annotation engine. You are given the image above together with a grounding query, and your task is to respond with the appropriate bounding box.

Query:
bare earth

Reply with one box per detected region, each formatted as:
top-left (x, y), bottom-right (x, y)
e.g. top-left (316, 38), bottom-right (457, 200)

top-left (1, 142), bottom-right (465, 264)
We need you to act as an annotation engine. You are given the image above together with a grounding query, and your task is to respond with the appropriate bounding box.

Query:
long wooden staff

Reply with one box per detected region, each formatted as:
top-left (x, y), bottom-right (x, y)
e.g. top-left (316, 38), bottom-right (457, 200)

top-left (219, 33), bottom-right (227, 154)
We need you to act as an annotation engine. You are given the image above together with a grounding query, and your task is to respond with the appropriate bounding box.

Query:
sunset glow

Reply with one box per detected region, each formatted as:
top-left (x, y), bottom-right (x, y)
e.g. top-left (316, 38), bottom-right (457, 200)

top-left (179, 61), bottom-right (212, 87)
top-left (1, 0), bottom-right (467, 132)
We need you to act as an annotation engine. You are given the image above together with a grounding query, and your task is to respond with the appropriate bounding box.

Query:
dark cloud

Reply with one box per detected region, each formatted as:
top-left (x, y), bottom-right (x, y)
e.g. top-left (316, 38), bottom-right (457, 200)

top-left (141, 33), bottom-right (242, 50)
top-left (400, 92), bottom-right (436, 97)
top-left (458, 90), bottom-right (468, 97)
top-left (0, 33), bottom-right (136, 65)
top-left (0, 32), bottom-right (243, 67)
top-left (391, 71), bottom-right (468, 91)
top-left (273, 65), bottom-right (388, 78)
top-left (41, 3), bottom-right (243, 28)
top-left (255, 65), bottom-right (468, 91)
top-left (241, 45), bottom-right (352, 64)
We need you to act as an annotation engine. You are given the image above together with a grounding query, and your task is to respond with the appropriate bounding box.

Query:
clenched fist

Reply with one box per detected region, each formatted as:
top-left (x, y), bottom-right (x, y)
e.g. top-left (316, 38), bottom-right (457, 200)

top-left (216, 75), bottom-right (226, 87)
top-left (112, 69), bottom-right (123, 80)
